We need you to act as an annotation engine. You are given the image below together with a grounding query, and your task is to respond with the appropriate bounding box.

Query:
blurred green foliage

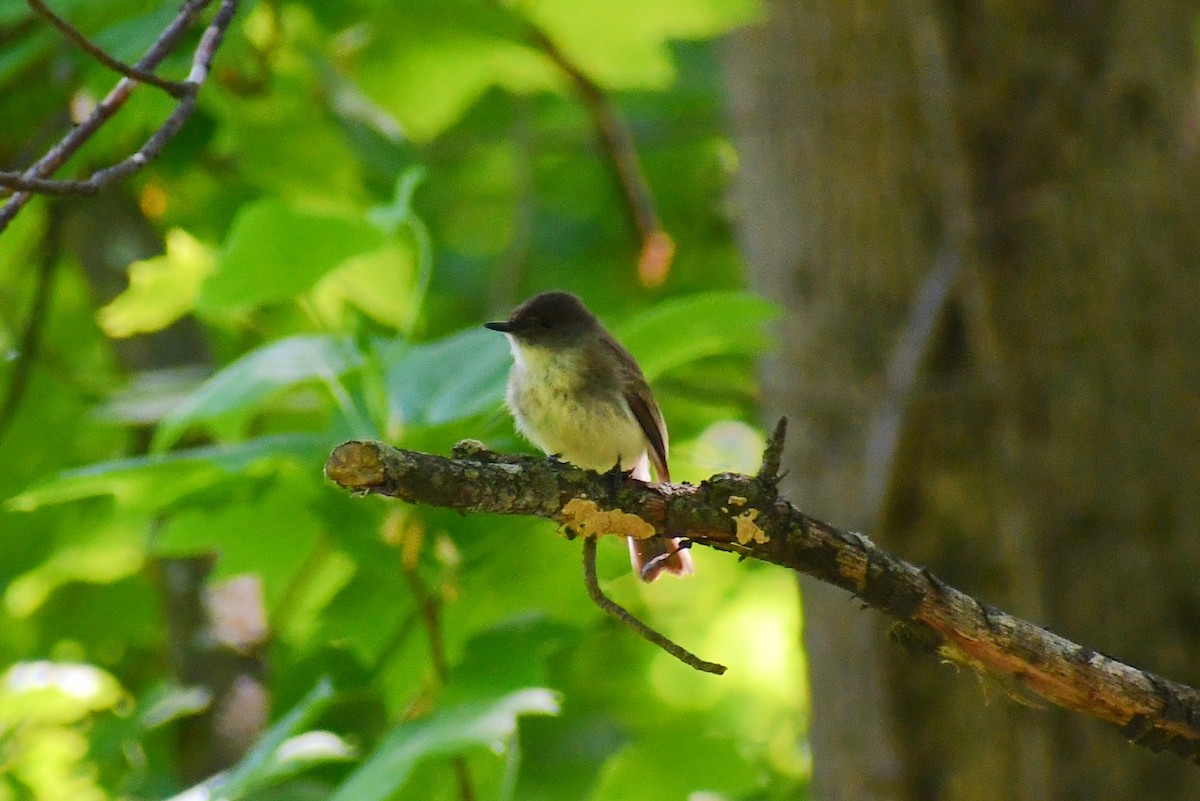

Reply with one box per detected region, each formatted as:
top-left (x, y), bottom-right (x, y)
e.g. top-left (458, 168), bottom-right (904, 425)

top-left (0, 0), bottom-right (809, 799)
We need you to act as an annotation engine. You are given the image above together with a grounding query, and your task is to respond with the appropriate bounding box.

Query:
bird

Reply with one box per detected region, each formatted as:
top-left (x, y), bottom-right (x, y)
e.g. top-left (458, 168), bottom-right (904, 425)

top-left (485, 291), bottom-right (692, 581)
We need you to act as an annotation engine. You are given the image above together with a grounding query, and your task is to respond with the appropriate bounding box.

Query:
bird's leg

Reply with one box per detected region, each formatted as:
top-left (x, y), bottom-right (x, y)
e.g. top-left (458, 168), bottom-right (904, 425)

top-left (606, 457), bottom-right (626, 501)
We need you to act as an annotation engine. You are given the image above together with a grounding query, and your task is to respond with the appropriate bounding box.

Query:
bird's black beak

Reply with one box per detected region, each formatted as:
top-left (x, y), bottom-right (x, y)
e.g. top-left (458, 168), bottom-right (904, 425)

top-left (484, 321), bottom-right (512, 333)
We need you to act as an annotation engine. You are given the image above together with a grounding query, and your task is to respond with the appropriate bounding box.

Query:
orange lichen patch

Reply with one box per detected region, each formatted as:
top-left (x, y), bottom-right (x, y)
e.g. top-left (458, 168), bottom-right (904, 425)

top-left (560, 498), bottom-right (656, 541)
top-left (734, 508), bottom-right (768, 545)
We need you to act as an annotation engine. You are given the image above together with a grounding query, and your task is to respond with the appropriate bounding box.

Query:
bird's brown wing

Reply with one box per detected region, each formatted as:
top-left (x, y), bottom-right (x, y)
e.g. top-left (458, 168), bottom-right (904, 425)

top-left (593, 333), bottom-right (670, 482)
top-left (623, 381), bottom-right (669, 483)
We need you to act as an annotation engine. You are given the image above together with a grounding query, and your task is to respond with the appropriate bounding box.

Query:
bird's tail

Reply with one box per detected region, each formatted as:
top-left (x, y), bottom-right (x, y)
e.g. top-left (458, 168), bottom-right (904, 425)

top-left (629, 453), bottom-right (693, 581)
top-left (629, 535), bottom-right (693, 582)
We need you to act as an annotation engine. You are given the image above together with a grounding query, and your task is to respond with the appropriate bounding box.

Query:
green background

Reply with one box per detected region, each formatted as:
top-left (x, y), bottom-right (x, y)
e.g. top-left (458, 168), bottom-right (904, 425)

top-left (0, 1), bottom-right (808, 799)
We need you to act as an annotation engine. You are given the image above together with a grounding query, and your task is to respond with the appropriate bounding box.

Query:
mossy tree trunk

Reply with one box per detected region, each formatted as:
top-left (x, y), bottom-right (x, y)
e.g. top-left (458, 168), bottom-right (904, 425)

top-left (725, 2), bottom-right (1200, 798)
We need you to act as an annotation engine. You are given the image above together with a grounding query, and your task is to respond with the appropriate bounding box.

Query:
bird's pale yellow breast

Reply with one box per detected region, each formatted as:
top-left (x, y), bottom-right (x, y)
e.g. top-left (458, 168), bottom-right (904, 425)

top-left (504, 338), bottom-right (647, 473)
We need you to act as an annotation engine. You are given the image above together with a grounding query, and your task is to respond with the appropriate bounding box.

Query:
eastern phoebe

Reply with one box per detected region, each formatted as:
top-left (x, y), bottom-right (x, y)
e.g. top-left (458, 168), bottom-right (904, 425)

top-left (485, 291), bottom-right (693, 581)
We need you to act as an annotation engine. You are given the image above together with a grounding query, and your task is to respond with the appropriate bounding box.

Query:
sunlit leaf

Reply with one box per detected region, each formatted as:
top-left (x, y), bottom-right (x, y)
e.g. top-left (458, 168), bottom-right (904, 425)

top-left (97, 229), bottom-right (215, 337)
top-left (588, 726), bottom-right (761, 801)
top-left (0, 2), bottom-right (792, 798)
top-left (204, 70), bottom-right (367, 202)
top-left (312, 533), bottom-right (412, 666)
top-left (526, 0), bottom-right (760, 89)
top-left (331, 688), bottom-right (560, 801)
top-left (137, 683), bottom-right (213, 730)
top-left (217, 679), bottom-right (337, 799)
top-left (0, 662), bottom-right (123, 726)
top-left (260, 730), bottom-right (357, 784)
top-left (310, 242), bottom-right (417, 331)
top-left (353, 0), bottom-right (557, 142)
top-left (4, 517), bottom-right (144, 617)
top-left (200, 201), bottom-right (386, 310)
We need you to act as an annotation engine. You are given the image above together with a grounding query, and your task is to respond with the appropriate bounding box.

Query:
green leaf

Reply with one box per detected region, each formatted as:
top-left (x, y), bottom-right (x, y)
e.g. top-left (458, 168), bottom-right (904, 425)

top-left (381, 328), bottom-right (510, 428)
top-left (154, 482), bottom-right (322, 608)
top-left (448, 613), bottom-right (579, 698)
top-left (0, 0), bottom-right (31, 25)
top-left (153, 335), bottom-right (362, 450)
top-left (4, 517), bottom-right (144, 617)
top-left (203, 70), bottom-right (367, 203)
top-left (97, 229), bottom-right (215, 337)
top-left (257, 730), bottom-right (357, 786)
top-left (0, 661), bottom-right (123, 726)
top-left (526, 0), bottom-right (761, 89)
top-left (310, 242), bottom-right (418, 331)
top-left (135, 682), bottom-right (213, 730)
top-left (615, 290), bottom-right (776, 380)
top-left (0, 30), bottom-right (54, 94)
top-left (193, 678), bottom-right (339, 801)
top-left (7, 434), bottom-right (325, 512)
top-left (353, 0), bottom-right (556, 142)
top-left (91, 3), bottom-right (182, 65)
top-left (200, 201), bottom-right (386, 310)
top-left (587, 726), bottom-right (761, 800)
top-left (332, 688), bottom-right (560, 801)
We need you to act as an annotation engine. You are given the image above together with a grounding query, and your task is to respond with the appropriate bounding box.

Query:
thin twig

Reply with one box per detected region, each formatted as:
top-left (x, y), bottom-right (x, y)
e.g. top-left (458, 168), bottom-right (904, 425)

top-left (27, 0), bottom-right (190, 97)
top-left (487, 96), bottom-right (536, 316)
top-left (860, 247), bottom-right (961, 516)
top-left (0, 0), bottom-right (238, 230)
top-left (0, 206), bottom-right (60, 449)
top-left (398, 532), bottom-right (476, 801)
top-left (525, 23), bottom-right (675, 287)
top-left (582, 537), bottom-right (726, 675)
top-left (400, 562), bottom-right (449, 679)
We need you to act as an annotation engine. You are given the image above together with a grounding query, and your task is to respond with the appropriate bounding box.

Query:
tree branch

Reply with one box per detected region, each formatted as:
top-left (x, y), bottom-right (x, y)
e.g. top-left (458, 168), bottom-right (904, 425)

top-left (0, 0), bottom-right (239, 230)
top-left (324, 429), bottom-right (1200, 765)
top-left (28, 0), bottom-right (190, 97)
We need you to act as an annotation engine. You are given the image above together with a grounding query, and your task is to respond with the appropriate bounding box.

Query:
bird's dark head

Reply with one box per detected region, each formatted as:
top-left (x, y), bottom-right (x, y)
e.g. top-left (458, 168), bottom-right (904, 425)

top-left (485, 291), bottom-right (600, 347)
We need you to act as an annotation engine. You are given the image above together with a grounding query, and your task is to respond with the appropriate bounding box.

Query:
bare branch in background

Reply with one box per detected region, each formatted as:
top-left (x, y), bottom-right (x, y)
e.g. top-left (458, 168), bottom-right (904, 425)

top-left (391, 512), bottom-right (477, 801)
top-left (526, 23), bottom-right (676, 288)
top-left (27, 0), bottom-right (190, 97)
top-left (0, 206), bottom-right (61, 448)
top-left (0, 0), bottom-right (240, 232)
